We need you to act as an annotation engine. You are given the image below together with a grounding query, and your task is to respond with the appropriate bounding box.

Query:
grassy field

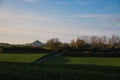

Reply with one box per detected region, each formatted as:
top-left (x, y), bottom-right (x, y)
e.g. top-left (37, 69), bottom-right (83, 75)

top-left (44, 56), bottom-right (120, 66)
top-left (0, 53), bottom-right (46, 63)
top-left (0, 63), bottom-right (120, 80)
top-left (0, 53), bottom-right (120, 80)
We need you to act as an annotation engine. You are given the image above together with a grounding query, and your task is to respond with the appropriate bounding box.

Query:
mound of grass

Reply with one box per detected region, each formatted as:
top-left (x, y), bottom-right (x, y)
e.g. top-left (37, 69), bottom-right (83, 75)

top-left (44, 56), bottom-right (120, 66)
top-left (0, 53), bottom-right (46, 63)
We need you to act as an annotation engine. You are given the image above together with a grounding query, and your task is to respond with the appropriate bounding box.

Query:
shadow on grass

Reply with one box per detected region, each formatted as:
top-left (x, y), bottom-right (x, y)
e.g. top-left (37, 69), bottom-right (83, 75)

top-left (34, 52), bottom-right (59, 63)
top-left (44, 56), bottom-right (70, 64)
top-left (0, 62), bottom-right (120, 80)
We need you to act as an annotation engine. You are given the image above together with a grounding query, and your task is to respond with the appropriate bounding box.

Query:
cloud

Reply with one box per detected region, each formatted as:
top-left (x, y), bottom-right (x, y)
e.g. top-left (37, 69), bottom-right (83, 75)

top-left (55, 2), bottom-right (69, 5)
top-left (70, 14), bottom-right (120, 22)
top-left (0, 6), bottom-right (80, 43)
top-left (68, 13), bottom-right (120, 31)
top-left (0, 5), bottom-right (120, 43)
top-left (116, 24), bottom-right (120, 27)
top-left (77, 0), bottom-right (98, 5)
top-left (24, 0), bottom-right (38, 2)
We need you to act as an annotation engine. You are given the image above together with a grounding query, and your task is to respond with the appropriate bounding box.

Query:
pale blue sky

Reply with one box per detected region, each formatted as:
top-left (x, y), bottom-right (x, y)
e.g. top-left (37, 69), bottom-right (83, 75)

top-left (0, 0), bottom-right (120, 43)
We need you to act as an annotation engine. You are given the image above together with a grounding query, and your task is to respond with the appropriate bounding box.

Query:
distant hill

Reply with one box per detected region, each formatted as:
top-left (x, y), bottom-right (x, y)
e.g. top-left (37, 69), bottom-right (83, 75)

top-left (25, 40), bottom-right (43, 47)
top-left (0, 40), bottom-right (43, 47)
top-left (31, 40), bottom-right (43, 46)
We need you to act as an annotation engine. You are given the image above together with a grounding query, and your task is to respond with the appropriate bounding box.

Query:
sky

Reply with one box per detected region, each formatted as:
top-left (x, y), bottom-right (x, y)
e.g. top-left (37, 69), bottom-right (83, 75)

top-left (0, 0), bottom-right (120, 44)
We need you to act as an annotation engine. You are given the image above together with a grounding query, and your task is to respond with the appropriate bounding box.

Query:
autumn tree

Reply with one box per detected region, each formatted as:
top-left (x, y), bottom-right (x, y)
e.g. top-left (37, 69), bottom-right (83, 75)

top-left (75, 37), bottom-right (86, 49)
top-left (70, 39), bottom-right (76, 47)
top-left (46, 38), bottom-right (62, 51)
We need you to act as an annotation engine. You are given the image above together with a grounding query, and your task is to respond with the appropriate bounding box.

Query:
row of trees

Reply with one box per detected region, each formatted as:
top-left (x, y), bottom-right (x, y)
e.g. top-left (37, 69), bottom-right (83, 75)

top-left (46, 35), bottom-right (120, 57)
top-left (0, 45), bottom-right (49, 53)
top-left (46, 35), bottom-right (120, 50)
top-left (0, 35), bottom-right (120, 56)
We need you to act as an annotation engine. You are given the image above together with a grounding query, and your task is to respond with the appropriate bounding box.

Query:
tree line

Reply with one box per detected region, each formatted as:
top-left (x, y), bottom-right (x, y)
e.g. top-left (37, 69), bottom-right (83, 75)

top-left (46, 35), bottom-right (120, 57)
top-left (0, 44), bottom-right (49, 53)
top-left (0, 35), bottom-right (120, 56)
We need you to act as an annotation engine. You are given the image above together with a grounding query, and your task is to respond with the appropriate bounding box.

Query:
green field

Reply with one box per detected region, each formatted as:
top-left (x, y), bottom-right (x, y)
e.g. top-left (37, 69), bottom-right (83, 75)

top-left (0, 63), bottom-right (120, 80)
top-left (0, 53), bottom-right (120, 80)
top-left (44, 56), bottom-right (120, 66)
top-left (0, 53), bottom-right (46, 63)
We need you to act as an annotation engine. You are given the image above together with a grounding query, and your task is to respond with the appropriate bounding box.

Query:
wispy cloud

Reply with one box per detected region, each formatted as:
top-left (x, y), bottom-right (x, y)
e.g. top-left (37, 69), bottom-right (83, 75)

top-left (55, 2), bottom-right (69, 5)
top-left (0, 4), bottom-right (120, 43)
top-left (77, 0), bottom-right (98, 5)
top-left (69, 14), bottom-right (120, 24)
top-left (1, 8), bottom-right (120, 35)
top-left (70, 14), bottom-right (120, 30)
top-left (24, 0), bottom-right (38, 3)
top-left (0, 6), bottom-right (79, 43)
